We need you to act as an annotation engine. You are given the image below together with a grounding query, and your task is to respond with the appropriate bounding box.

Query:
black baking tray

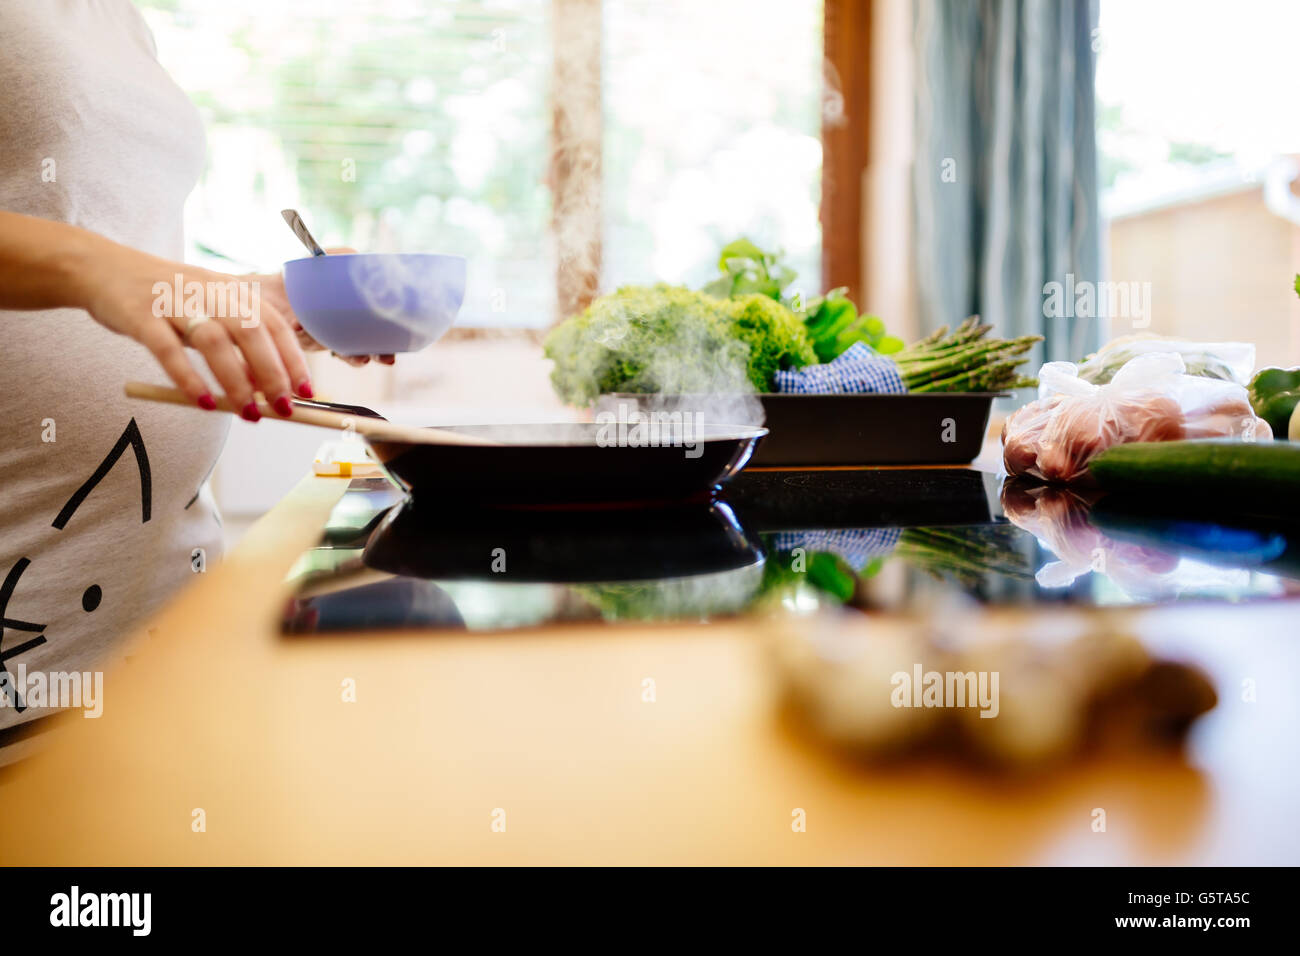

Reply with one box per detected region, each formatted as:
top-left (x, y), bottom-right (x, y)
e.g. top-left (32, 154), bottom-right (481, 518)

top-left (599, 392), bottom-right (1004, 466)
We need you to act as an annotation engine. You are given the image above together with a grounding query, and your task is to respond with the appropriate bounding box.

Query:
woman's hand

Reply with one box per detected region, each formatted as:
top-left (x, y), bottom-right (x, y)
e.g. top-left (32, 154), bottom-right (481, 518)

top-left (70, 238), bottom-right (313, 421)
top-left (251, 247), bottom-right (396, 368)
top-left (0, 213), bottom-right (394, 421)
top-left (1, 213), bottom-right (309, 420)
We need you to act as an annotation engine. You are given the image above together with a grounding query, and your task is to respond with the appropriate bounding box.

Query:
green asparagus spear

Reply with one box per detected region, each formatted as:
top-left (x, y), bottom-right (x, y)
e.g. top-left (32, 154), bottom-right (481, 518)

top-left (907, 357), bottom-right (1032, 392)
top-left (899, 336), bottom-right (1041, 387)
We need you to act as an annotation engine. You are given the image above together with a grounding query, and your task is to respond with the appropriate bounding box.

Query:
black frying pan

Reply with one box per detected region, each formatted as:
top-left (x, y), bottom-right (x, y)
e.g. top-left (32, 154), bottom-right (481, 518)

top-left (366, 422), bottom-right (766, 507)
top-left (125, 384), bottom-right (766, 508)
top-left (288, 397), bottom-right (767, 506)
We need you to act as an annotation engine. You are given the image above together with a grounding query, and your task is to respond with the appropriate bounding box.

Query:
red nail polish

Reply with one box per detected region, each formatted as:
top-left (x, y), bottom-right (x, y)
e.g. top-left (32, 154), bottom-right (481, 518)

top-left (198, 393), bottom-right (217, 411)
top-left (273, 395), bottom-right (293, 417)
top-left (297, 381), bottom-right (314, 399)
top-left (241, 401), bottom-right (262, 423)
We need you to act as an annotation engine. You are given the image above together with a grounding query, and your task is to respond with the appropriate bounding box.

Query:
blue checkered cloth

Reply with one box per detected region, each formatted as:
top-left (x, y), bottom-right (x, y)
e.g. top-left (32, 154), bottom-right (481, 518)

top-left (774, 341), bottom-right (907, 394)
top-left (770, 527), bottom-right (902, 572)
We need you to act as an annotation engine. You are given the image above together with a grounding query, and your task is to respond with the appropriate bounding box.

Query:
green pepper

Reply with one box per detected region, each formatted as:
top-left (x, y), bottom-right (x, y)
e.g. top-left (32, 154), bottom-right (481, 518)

top-left (1248, 366), bottom-right (1300, 438)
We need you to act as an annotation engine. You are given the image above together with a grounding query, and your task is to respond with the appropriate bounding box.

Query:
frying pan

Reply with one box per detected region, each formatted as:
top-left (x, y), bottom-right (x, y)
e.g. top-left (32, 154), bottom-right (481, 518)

top-left (366, 422), bottom-right (765, 507)
top-left (126, 383), bottom-right (766, 507)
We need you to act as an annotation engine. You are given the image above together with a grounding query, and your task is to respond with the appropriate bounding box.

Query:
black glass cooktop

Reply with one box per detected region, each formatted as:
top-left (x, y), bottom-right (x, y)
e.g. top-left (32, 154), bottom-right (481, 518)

top-left (280, 470), bottom-right (1300, 634)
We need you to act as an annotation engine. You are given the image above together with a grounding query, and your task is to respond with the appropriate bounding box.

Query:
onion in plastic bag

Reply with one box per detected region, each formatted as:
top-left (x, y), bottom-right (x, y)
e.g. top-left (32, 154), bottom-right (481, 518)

top-left (1001, 352), bottom-right (1271, 484)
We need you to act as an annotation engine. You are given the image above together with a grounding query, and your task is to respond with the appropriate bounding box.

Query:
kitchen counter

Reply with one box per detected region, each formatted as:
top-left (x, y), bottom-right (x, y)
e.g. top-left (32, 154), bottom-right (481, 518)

top-left (1, 465), bottom-right (1298, 865)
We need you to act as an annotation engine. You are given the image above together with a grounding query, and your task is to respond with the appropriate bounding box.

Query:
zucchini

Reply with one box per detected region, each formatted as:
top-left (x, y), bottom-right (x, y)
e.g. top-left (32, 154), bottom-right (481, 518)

top-left (1090, 439), bottom-right (1300, 508)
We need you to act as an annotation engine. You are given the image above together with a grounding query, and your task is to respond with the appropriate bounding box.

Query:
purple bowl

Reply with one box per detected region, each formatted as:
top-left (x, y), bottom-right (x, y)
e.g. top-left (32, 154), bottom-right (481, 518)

top-left (282, 252), bottom-right (466, 355)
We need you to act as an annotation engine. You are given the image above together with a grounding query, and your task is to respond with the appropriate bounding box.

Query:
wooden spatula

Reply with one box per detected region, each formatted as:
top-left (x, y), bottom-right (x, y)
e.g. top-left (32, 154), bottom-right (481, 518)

top-left (125, 382), bottom-right (500, 447)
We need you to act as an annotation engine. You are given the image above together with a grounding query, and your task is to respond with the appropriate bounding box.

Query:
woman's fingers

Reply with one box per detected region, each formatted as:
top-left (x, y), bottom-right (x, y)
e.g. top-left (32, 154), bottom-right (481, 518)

top-left (228, 316), bottom-right (294, 414)
top-left (171, 304), bottom-right (309, 421)
top-left (138, 321), bottom-right (213, 407)
top-left (331, 351), bottom-right (371, 367)
top-left (188, 320), bottom-right (259, 420)
top-left (260, 305), bottom-right (314, 400)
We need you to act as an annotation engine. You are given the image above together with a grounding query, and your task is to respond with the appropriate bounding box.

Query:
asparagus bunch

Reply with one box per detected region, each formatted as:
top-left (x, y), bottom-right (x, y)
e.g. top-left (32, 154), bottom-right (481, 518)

top-left (892, 317), bottom-right (1042, 392)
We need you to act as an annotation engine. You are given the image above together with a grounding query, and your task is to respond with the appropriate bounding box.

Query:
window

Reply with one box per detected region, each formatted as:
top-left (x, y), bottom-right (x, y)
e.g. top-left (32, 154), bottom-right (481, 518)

top-left (602, 1), bottom-right (823, 296)
top-left (137, 0), bottom-right (825, 330)
top-left (140, 0), bottom-right (554, 329)
top-left (1096, 0), bottom-right (1300, 365)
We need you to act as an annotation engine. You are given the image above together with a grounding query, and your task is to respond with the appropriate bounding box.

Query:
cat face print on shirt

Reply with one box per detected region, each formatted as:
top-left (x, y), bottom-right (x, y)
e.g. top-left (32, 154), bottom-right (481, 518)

top-left (0, 418), bottom-right (151, 713)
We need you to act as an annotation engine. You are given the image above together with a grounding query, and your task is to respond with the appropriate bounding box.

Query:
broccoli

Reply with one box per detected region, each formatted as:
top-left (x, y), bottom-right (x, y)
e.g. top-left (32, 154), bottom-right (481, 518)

top-left (725, 294), bottom-right (818, 394)
top-left (544, 284), bottom-right (816, 407)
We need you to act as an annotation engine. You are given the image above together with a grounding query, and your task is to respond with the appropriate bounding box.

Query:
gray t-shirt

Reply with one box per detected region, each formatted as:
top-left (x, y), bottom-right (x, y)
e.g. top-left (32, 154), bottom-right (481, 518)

top-left (0, 0), bottom-right (229, 745)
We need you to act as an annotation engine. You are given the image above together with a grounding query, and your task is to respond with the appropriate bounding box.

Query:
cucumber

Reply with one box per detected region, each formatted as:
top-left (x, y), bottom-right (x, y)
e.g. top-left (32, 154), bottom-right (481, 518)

top-left (1090, 439), bottom-right (1300, 506)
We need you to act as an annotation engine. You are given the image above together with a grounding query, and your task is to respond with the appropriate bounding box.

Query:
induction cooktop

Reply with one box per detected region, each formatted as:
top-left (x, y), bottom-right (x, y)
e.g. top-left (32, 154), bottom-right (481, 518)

top-left (280, 470), bottom-right (1300, 635)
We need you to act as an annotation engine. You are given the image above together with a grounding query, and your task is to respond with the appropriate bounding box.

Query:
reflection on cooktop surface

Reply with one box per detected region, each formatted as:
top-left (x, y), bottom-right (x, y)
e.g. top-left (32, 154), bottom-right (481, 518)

top-left (280, 471), bottom-right (1300, 635)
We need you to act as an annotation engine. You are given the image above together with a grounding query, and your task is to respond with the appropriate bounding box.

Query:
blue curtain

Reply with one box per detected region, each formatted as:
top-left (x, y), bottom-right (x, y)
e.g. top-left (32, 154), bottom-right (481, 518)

top-left (912, 0), bottom-right (1101, 364)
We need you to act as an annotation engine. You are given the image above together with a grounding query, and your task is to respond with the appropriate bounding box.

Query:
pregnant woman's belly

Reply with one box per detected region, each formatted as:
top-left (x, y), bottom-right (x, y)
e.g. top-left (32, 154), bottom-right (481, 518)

top-left (0, 307), bottom-right (231, 751)
top-left (0, 0), bottom-right (229, 752)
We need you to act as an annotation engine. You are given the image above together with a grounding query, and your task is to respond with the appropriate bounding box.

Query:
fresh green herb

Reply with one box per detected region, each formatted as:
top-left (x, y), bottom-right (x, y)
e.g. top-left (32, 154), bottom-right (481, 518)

top-left (701, 238), bottom-right (796, 301)
top-left (801, 287), bottom-right (905, 362)
top-left (702, 237), bottom-right (902, 361)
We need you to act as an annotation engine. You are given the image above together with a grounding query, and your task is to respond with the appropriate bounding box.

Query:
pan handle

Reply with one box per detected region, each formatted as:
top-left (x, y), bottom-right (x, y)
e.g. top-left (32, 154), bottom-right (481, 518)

top-left (291, 397), bottom-right (387, 420)
top-left (124, 382), bottom-right (500, 447)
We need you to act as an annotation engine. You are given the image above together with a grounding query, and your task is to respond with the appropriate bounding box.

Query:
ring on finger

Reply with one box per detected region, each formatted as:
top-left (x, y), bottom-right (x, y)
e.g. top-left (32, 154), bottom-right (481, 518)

top-left (183, 311), bottom-right (213, 345)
